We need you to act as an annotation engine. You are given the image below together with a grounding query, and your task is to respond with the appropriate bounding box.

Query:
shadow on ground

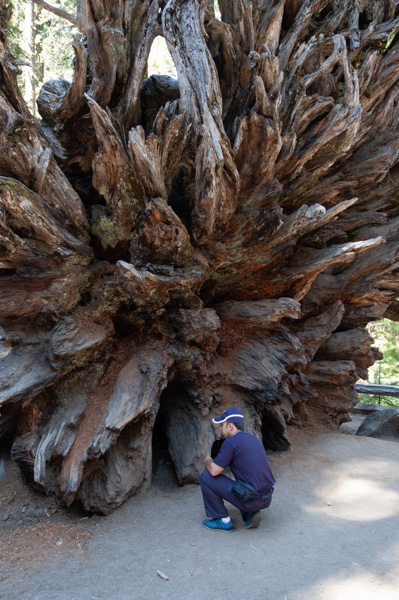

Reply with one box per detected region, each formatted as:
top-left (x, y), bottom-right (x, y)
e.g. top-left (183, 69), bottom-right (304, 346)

top-left (1, 426), bottom-right (399, 600)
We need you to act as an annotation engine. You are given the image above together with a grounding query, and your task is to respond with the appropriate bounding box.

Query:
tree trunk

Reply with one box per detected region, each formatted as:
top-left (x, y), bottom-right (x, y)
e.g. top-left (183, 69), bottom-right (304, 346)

top-left (1, 0), bottom-right (399, 513)
top-left (21, 0), bottom-right (34, 113)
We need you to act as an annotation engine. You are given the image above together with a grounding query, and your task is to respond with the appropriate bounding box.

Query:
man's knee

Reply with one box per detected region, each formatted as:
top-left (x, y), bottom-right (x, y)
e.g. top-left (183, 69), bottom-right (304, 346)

top-left (200, 469), bottom-right (212, 488)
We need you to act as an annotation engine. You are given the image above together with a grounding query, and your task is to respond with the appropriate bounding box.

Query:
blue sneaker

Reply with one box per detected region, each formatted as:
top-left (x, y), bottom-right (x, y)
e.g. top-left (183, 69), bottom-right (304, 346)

top-left (245, 511), bottom-right (261, 529)
top-left (202, 518), bottom-right (235, 532)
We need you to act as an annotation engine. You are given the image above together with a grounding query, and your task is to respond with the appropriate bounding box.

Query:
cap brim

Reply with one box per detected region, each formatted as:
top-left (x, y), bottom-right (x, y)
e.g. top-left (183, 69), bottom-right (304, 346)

top-left (212, 414), bottom-right (244, 424)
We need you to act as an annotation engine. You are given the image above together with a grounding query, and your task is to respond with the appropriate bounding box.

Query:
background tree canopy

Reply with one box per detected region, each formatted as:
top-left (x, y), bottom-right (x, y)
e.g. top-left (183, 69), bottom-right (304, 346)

top-left (359, 319), bottom-right (399, 407)
top-left (9, 0), bottom-right (79, 115)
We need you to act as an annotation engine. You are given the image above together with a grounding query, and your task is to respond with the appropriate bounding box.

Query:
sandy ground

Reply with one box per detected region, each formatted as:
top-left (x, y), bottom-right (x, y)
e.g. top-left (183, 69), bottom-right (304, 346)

top-left (1, 422), bottom-right (399, 600)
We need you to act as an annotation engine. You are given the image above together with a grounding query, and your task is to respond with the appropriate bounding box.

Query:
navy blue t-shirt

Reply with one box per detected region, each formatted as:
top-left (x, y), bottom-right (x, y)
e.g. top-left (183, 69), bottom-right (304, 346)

top-left (213, 431), bottom-right (275, 493)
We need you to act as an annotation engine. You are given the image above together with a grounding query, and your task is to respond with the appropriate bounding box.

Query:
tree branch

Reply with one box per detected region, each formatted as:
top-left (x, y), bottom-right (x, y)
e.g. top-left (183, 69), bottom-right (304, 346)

top-left (32, 0), bottom-right (82, 32)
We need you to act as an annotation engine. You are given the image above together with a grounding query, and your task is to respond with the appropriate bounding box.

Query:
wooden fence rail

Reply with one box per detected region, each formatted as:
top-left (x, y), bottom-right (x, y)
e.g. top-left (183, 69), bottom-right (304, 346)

top-left (355, 383), bottom-right (399, 398)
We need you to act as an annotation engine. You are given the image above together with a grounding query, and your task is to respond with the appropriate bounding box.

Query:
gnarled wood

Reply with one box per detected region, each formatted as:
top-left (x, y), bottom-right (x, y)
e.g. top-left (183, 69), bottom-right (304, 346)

top-left (163, 0), bottom-right (240, 243)
top-left (2, 0), bottom-right (399, 513)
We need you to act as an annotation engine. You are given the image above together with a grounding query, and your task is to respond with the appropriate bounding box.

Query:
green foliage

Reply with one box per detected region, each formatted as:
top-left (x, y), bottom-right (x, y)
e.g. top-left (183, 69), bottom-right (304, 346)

top-left (38, 0), bottom-right (79, 81)
top-left (359, 318), bottom-right (399, 408)
top-left (384, 30), bottom-right (398, 53)
top-left (367, 319), bottom-right (399, 384)
top-left (359, 393), bottom-right (399, 409)
top-left (8, 0), bottom-right (79, 115)
top-left (7, 0), bottom-right (25, 60)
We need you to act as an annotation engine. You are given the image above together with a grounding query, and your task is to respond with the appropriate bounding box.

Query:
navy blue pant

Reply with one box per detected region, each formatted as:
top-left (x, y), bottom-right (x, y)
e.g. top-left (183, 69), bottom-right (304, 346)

top-left (200, 469), bottom-right (273, 520)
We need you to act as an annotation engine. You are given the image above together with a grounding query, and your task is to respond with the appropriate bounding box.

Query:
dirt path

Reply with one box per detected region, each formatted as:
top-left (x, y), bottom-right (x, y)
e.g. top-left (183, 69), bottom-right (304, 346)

top-left (1, 427), bottom-right (399, 600)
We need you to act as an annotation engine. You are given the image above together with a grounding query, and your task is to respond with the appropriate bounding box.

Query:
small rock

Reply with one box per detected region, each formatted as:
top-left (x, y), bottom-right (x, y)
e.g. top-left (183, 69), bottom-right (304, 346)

top-left (56, 539), bottom-right (63, 546)
top-left (3, 512), bottom-right (10, 521)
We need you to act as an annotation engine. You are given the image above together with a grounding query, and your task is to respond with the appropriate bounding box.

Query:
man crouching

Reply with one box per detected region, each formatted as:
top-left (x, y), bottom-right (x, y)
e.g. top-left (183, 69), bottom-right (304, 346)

top-left (200, 408), bottom-right (275, 532)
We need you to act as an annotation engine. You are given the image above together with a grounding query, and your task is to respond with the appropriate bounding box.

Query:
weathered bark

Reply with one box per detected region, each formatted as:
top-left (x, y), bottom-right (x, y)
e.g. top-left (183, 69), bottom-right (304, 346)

top-left (2, 0), bottom-right (399, 513)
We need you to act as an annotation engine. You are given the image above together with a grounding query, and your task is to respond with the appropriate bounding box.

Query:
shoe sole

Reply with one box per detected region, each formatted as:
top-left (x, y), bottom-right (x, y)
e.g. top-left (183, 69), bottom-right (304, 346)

top-left (202, 523), bottom-right (235, 532)
top-left (246, 513), bottom-right (261, 529)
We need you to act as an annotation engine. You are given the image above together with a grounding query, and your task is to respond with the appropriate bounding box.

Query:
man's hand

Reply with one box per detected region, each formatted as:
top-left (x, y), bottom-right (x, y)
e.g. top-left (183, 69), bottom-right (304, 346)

top-left (204, 455), bottom-right (224, 477)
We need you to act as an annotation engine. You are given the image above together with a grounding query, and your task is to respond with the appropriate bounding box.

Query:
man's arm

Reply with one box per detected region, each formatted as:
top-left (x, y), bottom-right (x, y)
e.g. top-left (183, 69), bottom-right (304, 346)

top-left (204, 456), bottom-right (224, 477)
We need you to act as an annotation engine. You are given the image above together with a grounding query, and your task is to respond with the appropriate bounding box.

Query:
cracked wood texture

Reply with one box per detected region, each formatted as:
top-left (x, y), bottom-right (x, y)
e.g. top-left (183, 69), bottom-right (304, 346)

top-left (1, 0), bottom-right (399, 513)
